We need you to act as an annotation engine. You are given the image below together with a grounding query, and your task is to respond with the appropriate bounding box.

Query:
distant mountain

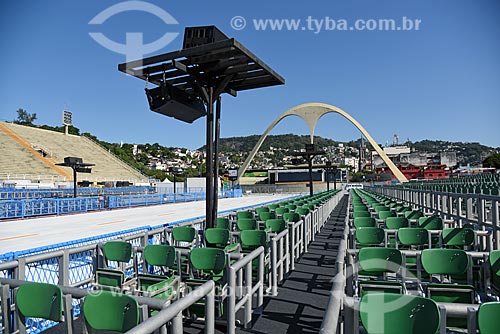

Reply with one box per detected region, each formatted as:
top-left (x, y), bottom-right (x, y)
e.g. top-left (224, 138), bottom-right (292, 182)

top-left (201, 134), bottom-right (498, 166)
top-left (199, 134), bottom-right (340, 152)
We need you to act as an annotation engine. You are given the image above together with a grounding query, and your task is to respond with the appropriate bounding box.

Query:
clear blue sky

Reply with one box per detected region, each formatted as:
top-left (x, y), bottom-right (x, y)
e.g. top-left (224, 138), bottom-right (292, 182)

top-left (1, 0), bottom-right (499, 149)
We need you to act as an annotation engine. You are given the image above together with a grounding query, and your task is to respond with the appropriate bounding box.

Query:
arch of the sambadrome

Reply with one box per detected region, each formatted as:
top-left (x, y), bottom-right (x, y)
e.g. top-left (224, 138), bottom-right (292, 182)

top-left (236, 102), bottom-right (408, 183)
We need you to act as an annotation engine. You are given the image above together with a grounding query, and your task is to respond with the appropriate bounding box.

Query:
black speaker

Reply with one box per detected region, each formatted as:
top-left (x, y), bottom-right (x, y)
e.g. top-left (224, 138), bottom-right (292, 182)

top-left (145, 84), bottom-right (206, 123)
top-left (183, 26), bottom-right (229, 49)
top-left (64, 157), bottom-right (83, 165)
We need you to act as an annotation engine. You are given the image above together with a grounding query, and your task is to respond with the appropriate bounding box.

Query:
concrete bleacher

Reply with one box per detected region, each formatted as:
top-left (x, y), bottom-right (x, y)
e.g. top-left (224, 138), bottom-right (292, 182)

top-left (0, 129), bottom-right (59, 178)
top-left (1, 122), bottom-right (147, 182)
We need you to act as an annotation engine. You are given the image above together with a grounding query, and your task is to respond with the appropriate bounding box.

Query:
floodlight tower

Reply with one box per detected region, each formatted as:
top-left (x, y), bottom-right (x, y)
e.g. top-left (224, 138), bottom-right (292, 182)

top-left (118, 26), bottom-right (284, 228)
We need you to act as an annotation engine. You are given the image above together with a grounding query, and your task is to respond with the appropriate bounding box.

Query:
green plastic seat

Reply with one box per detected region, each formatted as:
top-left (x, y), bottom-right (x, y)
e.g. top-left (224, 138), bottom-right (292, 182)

top-left (137, 244), bottom-right (178, 302)
top-left (404, 210), bottom-right (424, 220)
top-left (83, 291), bottom-right (139, 333)
top-left (16, 282), bottom-right (72, 333)
top-left (442, 228), bottom-right (474, 248)
top-left (488, 250), bottom-right (500, 294)
top-left (143, 244), bottom-right (176, 269)
top-left (419, 216), bottom-right (443, 230)
top-left (268, 204), bottom-right (280, 211)
top-left (478, 302), bottom-right (500, 334)
top-left (103, 241), bottom-right (132, 263)
top-left (353, 217), bottom-right (376, 228)
top-left (296, 207), bottom-right (310, 216)
top-left (355, 227), bottom-right (385, 247)
top-left (189, 247), bottom-right (226, 275)
top-left (240, 230), bottom-right (267, 251)
top-left (378, 211), bottom-right (396, 220)
top-left (96, 241), bottom-right (133, 288)
top-left (259, 211), bottom-right (276, 221)
top-left (357, 248), bottom-right (404, 295)
top-left (397, 228), bottom-right (429, 247)
top-left (285, 204), bottom-right (297, 211)
top-left (205, 228), bottom-right (230, 248)
top-left (237, 211), bottom-right (253, 219)
top-left (265, 219), bottom-right (287, 233)
top-left (353, 211), bottom-right (371, 218)
top-left (385, 217), bottom-right (409, 229)
top-left (360, 293), bottom-right (440, 334)
top-left (255, 207), bottom-right (270, 214)
top-left (282, 212), bottom-right (300, 223)
top-left (216, 217), bottom-right (230, 229)
top-left (275, 207), bottom-right (290, 216)
top-left (172, 226), bottom-right (196, 243)
top-left (187, 247), bottom-right (227, 318)
top-left (421, 249), bottom-right (474, 304)
top-left (237, 218), bottom-right (257, 231)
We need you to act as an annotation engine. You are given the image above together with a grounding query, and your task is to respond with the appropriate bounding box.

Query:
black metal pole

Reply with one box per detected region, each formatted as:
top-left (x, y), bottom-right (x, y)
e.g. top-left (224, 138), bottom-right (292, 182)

top-left (326, 170), bottom-right (330, 191)
top-left (173, 174), bottom-right (176, 194)
top-left (308, 156), bottom-right (313, 196)
top-left (205, 87), bottom-right (214, 229)
top-left (72, 168), bottom-right (77, 198)
top-left (212, 96), bottom-right (221, 225)
top-left (334, 170), bottom-right (337, 190)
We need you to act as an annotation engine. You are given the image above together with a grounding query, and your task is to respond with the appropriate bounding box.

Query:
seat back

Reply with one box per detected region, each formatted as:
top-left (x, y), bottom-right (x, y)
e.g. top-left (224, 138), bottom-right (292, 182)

top-left (259, 211), bottom-right (276, 221)
top-left (358, 247), bottom-right (402, 274)
top-left (489, 250), bottom-right (500, 288)
top-left (189, 247), bottom-right (226, 275)
top-left (378, 210), bottom-right (396, 220)
top-left (205, 228), bottom-right (230, 248)
top-left (16, 282), bottom-right (63, 321)
top-left (419, 216), bottom-right (443, 230)
top-left (353, 217), bottom-right (376, 228)
top-left (478, 302), bottom-right (500, 334)
top-left (355, 227), bottom-right (385, 246)
top-left (275, 207), bottom-right (290, 215)
top-left (237, 211), bottom-right (253, 219)
top-left (282, 212), bottom-right (300, 223)
top-left (397, 228), bottom-right (429, 246)
top-left (360, 293), bottom-right (440, 334)
top-left (216, 217), bottom-right (230, 229)
top-left (385, 217), bottom-right (409, 229)
top-left (404, 210), bottom-right (424, 220)
top-left (144, 244), bottom-right (176, 267)
top-left (83, 291), bottom-right (139, 333)
top-left (353, 211), bottom-right (371, 218)
top-left (296, 207), bottom-right (310, 216)
top-left (442, 228), bottom-right (474, 247)
top-left (421, 249), bottom-right (469, 275)
top-left (172, 226), bottom-right (196, 243)
top-left (240, 230), bottom-right (267, 250)
top-left (237, 218), bottom-right (257, 231)
top-left (255, 207), bottom-right (270, 214)
top-left (103, 241), bottom-right (132, 263)
top-left (265, 219), bottom-right (287, 233)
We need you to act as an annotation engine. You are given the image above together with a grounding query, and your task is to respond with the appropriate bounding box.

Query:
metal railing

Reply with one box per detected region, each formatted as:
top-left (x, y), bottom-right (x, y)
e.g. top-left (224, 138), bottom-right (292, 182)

top-left (320, 188), bottom-right (500, 334)
top-left (0, 191), bottom-right (342, 333)
top-left (368, 186), bottom-right (500, 250)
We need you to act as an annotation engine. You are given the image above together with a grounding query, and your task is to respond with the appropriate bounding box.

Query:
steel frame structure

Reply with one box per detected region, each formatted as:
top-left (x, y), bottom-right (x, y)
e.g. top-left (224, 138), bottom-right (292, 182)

top-left (118, 36), bottom-right (284, 228)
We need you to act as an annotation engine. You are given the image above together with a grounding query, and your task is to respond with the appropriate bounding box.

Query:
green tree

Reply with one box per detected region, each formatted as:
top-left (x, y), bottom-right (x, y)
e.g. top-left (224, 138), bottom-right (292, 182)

top-left (14, 108), bottom-right (37, 125)
top-left (483, 153), bottom-right (500, 169)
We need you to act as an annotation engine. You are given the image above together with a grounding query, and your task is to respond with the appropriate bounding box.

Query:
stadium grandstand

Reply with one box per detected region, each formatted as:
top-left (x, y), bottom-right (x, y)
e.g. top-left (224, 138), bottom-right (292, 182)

top-left (0, 122), bottom-right (147, 184)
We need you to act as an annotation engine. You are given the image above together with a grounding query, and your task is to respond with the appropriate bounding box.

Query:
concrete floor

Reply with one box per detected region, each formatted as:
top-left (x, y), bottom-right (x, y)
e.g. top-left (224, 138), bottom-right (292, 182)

top-left (0, 194), bottom-right (293, 254)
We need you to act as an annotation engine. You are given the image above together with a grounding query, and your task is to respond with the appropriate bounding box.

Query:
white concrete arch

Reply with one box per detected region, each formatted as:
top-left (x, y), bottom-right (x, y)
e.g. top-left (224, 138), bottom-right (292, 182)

top-left (236, 102), bottom-right (408, 183)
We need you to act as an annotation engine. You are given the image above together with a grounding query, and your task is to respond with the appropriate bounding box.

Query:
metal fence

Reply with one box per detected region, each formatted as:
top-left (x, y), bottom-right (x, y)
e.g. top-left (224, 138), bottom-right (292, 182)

top-left (0, 189), bottom-right (243, 220)
top-left (0, 191), bottom-right (343, 333)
